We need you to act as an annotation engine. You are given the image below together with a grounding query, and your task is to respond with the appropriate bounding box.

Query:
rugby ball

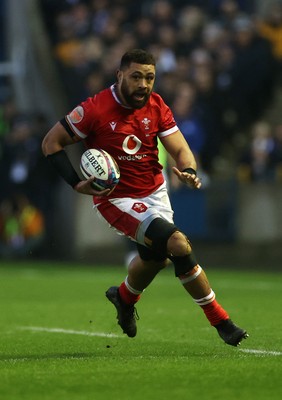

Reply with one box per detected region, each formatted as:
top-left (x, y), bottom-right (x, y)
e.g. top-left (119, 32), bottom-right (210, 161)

top-left (80, 148), bottom-right (120, 191)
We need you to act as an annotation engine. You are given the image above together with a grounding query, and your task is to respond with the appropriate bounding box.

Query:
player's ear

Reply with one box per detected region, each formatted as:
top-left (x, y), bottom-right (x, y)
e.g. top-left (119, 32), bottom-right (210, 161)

top-left (117, 70), bottom-right (122, 83)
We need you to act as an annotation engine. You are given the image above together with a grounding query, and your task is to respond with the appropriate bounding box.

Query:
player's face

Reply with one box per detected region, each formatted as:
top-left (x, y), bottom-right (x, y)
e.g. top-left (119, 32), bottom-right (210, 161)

top-left (118, 63), bottom-right (156, 109)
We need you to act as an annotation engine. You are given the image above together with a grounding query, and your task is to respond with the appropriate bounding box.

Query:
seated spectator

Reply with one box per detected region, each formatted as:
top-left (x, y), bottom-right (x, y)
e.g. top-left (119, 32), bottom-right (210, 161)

top-left (237, 121), bottom-right (277, 182)
top-left (0, 195), bottom-right (45, 258)
top-left (0, 117), bottom-right (43, 201)
top-left (228, 15), bottom-right (275, 128)
top-left (257, 2), bottom-right (282, 65)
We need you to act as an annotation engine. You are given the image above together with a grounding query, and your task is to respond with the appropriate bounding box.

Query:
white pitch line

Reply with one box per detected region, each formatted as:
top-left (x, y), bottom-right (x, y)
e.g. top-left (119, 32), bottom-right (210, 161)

top-left (19, 326), bottom-right (122, 338)
top-left (17, 328), bottom-right (282, 356)
top-left (239, 348), bottom-right (282, 356)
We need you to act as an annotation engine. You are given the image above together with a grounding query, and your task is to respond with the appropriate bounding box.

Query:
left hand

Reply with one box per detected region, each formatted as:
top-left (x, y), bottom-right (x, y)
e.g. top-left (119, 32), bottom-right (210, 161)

top-left (172, 167), bottom-right (202, 189)
top-left (73, 176), bottom-right (115, 196)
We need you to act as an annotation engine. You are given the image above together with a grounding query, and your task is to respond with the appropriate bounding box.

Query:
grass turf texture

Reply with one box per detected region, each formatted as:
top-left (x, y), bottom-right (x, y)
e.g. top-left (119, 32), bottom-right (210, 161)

top-left (0, 261), bottom-right (281, 400)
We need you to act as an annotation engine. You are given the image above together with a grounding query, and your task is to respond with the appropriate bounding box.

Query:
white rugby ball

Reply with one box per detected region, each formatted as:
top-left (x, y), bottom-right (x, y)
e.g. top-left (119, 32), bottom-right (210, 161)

top-left (80, 148), bottom-right (120, 191)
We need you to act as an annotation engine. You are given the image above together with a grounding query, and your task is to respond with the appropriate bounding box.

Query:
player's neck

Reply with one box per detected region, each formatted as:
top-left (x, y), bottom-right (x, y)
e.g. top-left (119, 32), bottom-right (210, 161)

top-left (113, 83), bottom-right (132, 109)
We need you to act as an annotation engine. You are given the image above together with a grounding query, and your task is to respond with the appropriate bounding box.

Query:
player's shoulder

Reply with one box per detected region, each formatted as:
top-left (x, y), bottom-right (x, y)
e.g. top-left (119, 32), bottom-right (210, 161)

top-left (81, 87), bottom-right (114, 115)
top-left (88, 87), bottom-right (112, 105)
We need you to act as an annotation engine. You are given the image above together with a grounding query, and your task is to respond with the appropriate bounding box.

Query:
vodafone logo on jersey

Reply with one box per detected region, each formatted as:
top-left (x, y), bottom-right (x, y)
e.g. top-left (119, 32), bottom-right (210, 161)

top-left (122, 135), bottom-right (142, 154)
top-left (118, 135), bottom-right (147, 161)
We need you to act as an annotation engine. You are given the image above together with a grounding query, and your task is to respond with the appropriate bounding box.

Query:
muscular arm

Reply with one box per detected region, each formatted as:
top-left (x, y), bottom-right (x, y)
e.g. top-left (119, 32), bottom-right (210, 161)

top-left (160, 130), bottom-right (201, 189)
top-left (161, 130), bottom-right (197, 171)
top-left (42, 122), bottom-right (78, 156)
top-left (42, 122), bottom-right (111, 196)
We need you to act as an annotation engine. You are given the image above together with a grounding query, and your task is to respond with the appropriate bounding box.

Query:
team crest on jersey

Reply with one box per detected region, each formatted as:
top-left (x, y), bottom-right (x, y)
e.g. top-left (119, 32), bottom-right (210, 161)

top-left (132, 202), bottom-right (148, 213)
top-left (142, 117), bottom-right (151, 130)
top-left (69, 106), bottom-right (84, 124)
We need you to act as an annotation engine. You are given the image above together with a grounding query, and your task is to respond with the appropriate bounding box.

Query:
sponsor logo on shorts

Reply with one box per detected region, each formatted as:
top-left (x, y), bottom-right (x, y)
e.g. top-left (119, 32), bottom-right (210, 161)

top-left (132, 202), bottom-right (148, 213)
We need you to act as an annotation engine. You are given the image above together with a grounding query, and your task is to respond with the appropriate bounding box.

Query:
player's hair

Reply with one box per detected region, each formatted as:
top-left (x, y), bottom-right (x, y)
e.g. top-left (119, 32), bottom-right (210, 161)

top-left (119, 49), bottom-right (156, 70)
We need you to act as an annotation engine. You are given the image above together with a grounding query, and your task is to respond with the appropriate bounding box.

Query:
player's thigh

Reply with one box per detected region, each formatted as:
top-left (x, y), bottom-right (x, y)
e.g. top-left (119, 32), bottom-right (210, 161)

top-left (95, 198), bottom-right (157, 243)
top-left (95, 188), bottom-right (173, 245)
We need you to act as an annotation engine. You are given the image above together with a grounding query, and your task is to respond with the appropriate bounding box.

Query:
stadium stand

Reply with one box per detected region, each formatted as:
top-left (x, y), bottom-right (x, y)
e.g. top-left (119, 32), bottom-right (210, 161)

top-left (1, 0), bottom-right (282, 264)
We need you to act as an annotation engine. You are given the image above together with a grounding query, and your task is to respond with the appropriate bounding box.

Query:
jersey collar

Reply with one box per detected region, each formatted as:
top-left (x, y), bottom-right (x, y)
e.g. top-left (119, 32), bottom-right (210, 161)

top-left (110, 84), bottom-right (132, 109)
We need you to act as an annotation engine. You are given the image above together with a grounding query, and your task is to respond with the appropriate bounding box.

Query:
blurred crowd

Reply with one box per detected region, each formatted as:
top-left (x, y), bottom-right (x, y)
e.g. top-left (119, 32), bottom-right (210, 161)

top-left (237, 119), bottom-right (282, 182)
top-left (39, 0), bottom-right (282, 175)
top-left (0, 99), bottom-right (59, 257)
top-left (2, 0), bottom-right (282, 258)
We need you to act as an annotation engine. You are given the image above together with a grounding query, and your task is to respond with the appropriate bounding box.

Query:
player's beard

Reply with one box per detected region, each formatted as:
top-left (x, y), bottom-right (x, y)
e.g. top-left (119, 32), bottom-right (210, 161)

top-left (120, 81), bottom-right (151, 109)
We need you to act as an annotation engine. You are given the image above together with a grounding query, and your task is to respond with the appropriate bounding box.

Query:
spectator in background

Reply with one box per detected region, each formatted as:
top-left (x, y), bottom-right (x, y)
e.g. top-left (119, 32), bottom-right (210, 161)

top-left (215, 0), bottom-right (243, 30)
top-left (0, 99), bottom-right (18, 136)
top-left (169, 79), bottom-right (213, 192)
top-left (170, 81), bottom-right (207, 188)
top-left (0, 99), bottom-right (22, 162)
top-left (175, 5), bottom-right (206, 57)
top-left (189, 47), bottom-right (226, 171)
top-left (227, 15), bottom-right (275, 129)
top-left (0, 99), bottom-right (59, 258)
top-left (134, 17), bottom-right (155, 49)
top-left (0, 116), bottom-right (44, 202)
top-left (257, 1), bottom-right (282, 82)
top-left (0, 194), bottom-right (45, 258)
top-left (237, 121), bottom-right (277, 182)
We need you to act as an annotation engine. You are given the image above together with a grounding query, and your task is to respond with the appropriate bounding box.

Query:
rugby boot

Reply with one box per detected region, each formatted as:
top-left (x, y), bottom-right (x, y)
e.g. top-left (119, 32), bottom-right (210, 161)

top-left (215, 319), bottom-right (249, 346)
top-left (106, 286), bottom-right (138, 337)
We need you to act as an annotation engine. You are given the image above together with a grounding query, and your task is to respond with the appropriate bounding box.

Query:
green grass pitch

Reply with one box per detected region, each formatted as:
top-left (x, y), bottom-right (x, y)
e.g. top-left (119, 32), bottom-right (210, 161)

top-left (0, 260), bottom-right (281, 400)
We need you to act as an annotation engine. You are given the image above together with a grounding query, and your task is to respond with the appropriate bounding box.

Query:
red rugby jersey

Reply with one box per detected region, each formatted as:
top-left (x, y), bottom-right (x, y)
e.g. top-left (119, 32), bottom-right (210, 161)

top-left (64, 85), bottom-right (178, 199)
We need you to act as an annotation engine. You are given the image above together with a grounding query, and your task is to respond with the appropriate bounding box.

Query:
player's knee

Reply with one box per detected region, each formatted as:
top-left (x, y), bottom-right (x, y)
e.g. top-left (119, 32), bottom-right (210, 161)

top-left (167, 231), bottom-right (192, 257)
top-left (144, 219), bottom-right (198, 276)
top-left (167, 231), bottom-right (198, 276)
top-left (144, 218), bottom-right (178, 259)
